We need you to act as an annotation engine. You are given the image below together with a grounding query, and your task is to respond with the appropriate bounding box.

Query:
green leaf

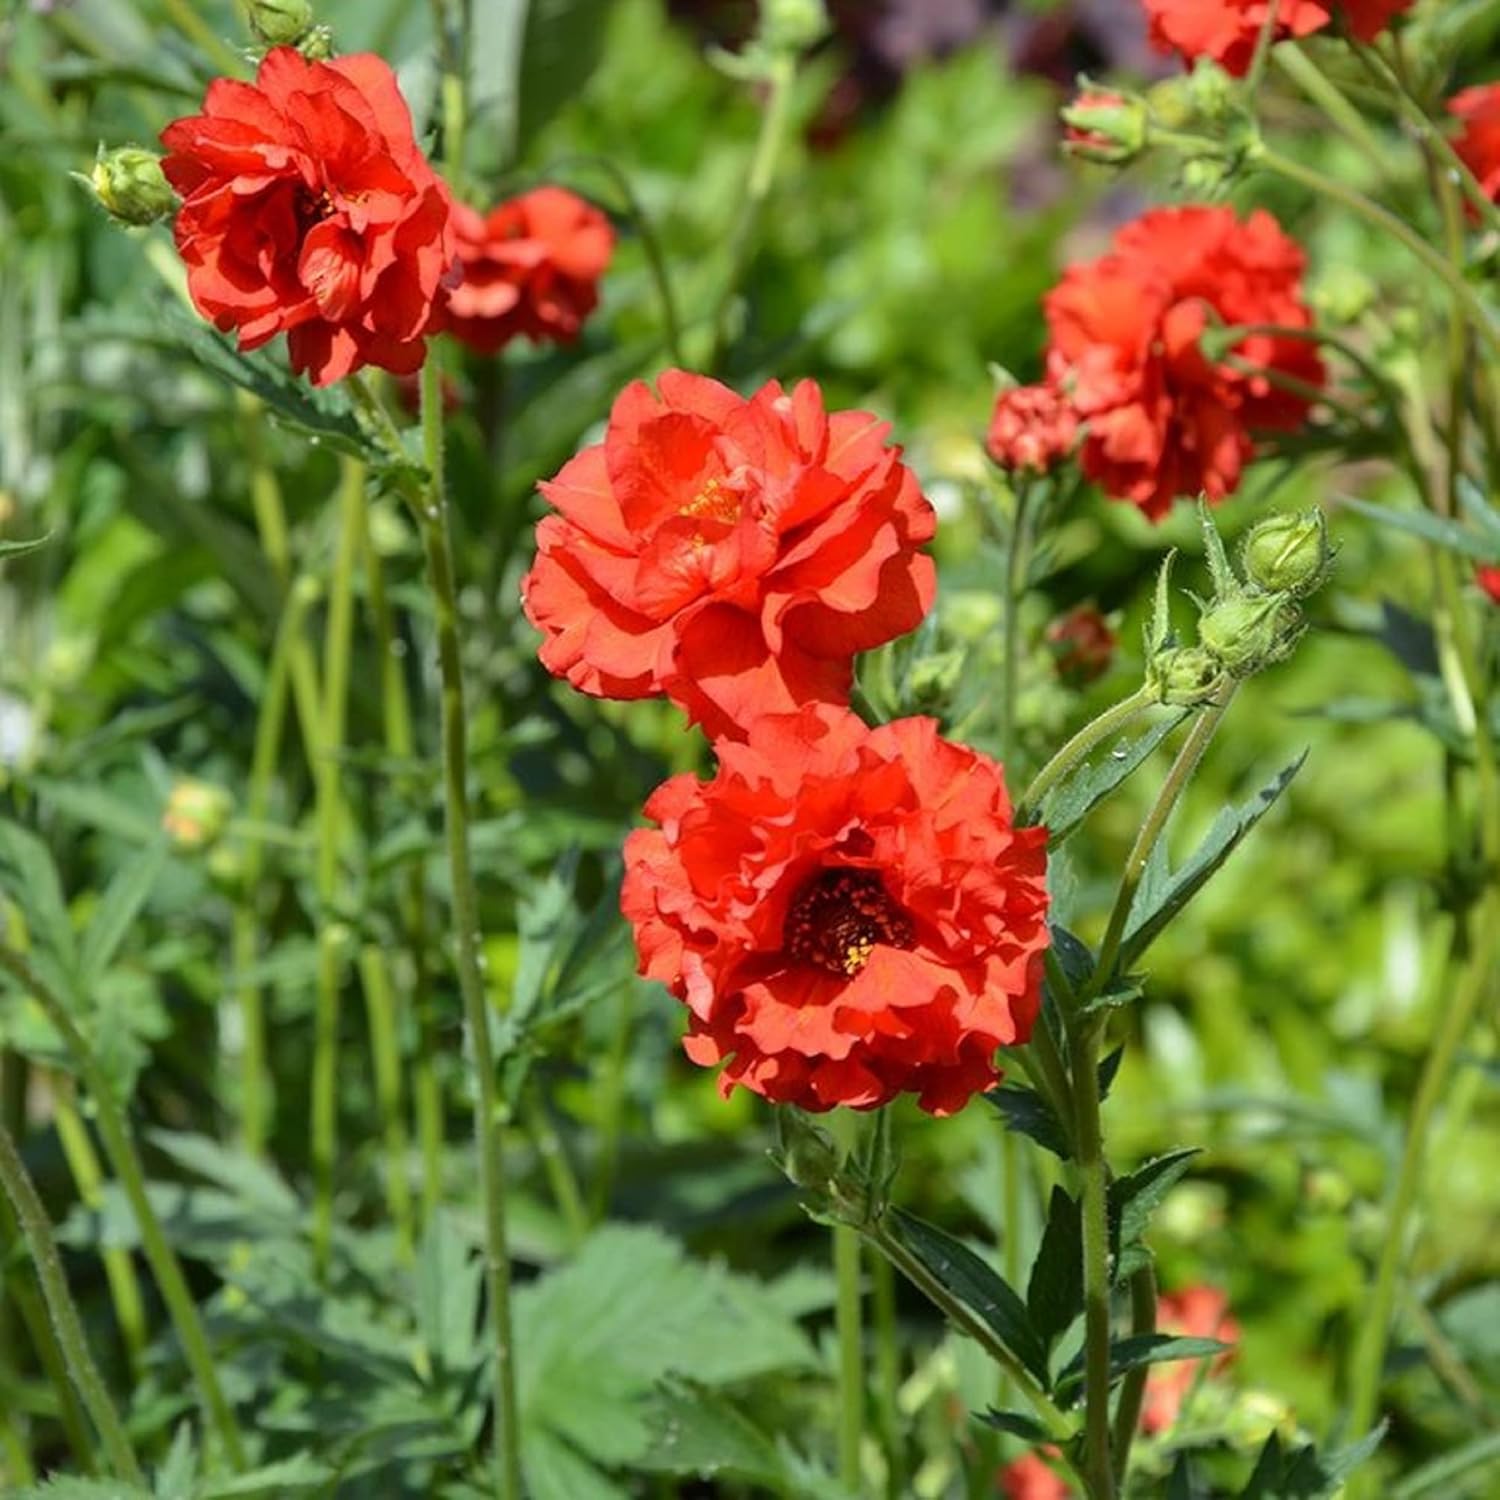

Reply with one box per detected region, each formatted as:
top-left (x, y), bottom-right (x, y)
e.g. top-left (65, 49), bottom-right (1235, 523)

top-left (417, 1208), bottom-right (483, 1374)
top-left (196, 1456), bottom-right (336, 1498)
top-left (975, 1409), bottom-right (1052, 1443)
top-left (1041, 711), bottom-right (1188, 846)
top-left (1199, 498), bottom-right (1238, 598)
top-left (1167, 1454), bottom-right (1201, 1500)
top-left (78, 836), bottom-right (168, 990)
top-left (146, 1130), bottom-right (300, 1220)
top-left (885, 1208), bottom-right (1050, 1385)
top-left (1056, 1334), bottom-right (1228, 1404)
top-left (636, 1383), bottom-right (783, 1483)
top-left (516, 0), bottom-right (613, 153)
top-left (1026, 1186), bottom-right (1082, 1355)
top-left (13, 1483), bottom-right (152, 1500)
top-left (1110, 1148), bottom-right (1201, 1276)
top-left (1122, 753), bottom-right (1306, 964)
top-left (1239, 1424), bottom-right (1387, 1500)
top-left (0, 819), bottom-right (78, 982)
top-left (986, 1083), bottom-right (1069, 1160)
top-left (0, 532), bottom-right (52, 560)
top-left (152, 1422), bottom-right (196, 1500)
top-left (1389, 1429), bottom-right (1500, 1499)
top-left (1337, 493), bottom-right (1495, 562)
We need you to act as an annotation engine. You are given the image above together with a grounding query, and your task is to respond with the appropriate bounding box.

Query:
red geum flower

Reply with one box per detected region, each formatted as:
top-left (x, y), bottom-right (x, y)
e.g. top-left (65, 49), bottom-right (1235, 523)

top-left (998, 1451), bottom-right (1073, 1500)
top-left (987, 384), bottom-right (1080, 475)
top-left (161, 48), bottom-right (455, 386)
top-left (1450, 85), bottom-right (1500, 206)
top-left (1141, 1285), bottom-right (1240, 1434)
top-left (1043, 205), bottom-right (1324, 520)
top-left (621, 705), bottom-right (1050, 1115)
top-left (1477, 564), bottom-right (1500, 603)
top-left (523, 371), bottom-right (936, 740)
top-left (1143, 0), bottom-right (1414, 76)
top-left (445, 186), bottom-right (614, 354)
top-left (1047, 604), bottom-right (1117, 686)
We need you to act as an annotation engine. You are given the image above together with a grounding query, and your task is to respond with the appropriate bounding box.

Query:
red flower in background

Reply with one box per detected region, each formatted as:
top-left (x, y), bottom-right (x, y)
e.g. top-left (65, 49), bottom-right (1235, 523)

top-left (161, 48), bottom-right (454, 386)
top-left (523, 371), bottom-right (936, 740)
top-left (1047, 604), bottom-right (1116, 686)
top-left (1449, 85), bottom-right (1500, 206)
top-left (621, 706), bottom-right (1049, 1115)
top-left (998, 1451), bottom-right (1072, 1500)
top-left (1142, 1285), bottom-right (1240, 1434)
top-left (1477, 564), bottom-right (1500, 603)
top-left (987, 384), bottom-right (1079, 475)
top-left (1143, 0), bottom-right (1414, 76)
top-left (1043, 205), bottom-right (1324, 520)
top-left (446, 187), bottom-right (614, 354)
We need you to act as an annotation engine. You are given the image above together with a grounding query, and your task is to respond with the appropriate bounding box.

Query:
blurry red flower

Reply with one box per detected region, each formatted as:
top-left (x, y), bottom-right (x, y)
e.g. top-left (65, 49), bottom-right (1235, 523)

top-left (1450, 85), bottom-right (1500, 206)
top-left (1143, 0), bottom-right (1414, 76)
top-left (987, 384), bottom-right (1079, 475)
top-left (523, 371), bottom-right (936, 739)
top-left (161, 48), bottom-right (454, 386)
top-left (1047, 604), bottom-right (1116, 686)
top-left (1141, 1285), bottom-right (1240, 1434)
top-left (998, 1451), bottom-right (1072, 1500)
top-left (446, 187), bottom-right (614, 354)
top-left (1043, 205), bottom-right (1324, 520)
top-left (621, 705), bottom-right (1049, 1115)
top-left (1477, 564), bottom-right (1500, 603)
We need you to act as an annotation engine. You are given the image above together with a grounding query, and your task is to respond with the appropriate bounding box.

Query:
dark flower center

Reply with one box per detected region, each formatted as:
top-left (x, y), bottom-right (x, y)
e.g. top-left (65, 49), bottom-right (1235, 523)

top-left (784, 869), bottom-right (915, 978)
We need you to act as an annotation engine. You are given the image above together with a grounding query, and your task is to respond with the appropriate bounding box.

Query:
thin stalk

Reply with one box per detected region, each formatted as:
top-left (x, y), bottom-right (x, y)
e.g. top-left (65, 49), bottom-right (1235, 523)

top-left (50, 1075), bottom-right (147, 1372)
top-left (1110, 1263), bottom-right (1158, 1483)
top-left (1273, 46), bottom-right (1389, 172)
top-left (1252, 146), bottom-right (1500, 359)
top-left (416, 356), bottom-right (522, 1500)
top-left (0, 1122), bottom-right (142, 1485)
top-left (357, 946), bottom-right (416, 1264)
top-left (310, 459), bottom-right (365, 1277)
top-left (0, 1409), bottom-right (34, 1488)
top-left (1345, 901), bottom-right (1499, 1472)
top-left (160, 0), bottom-right (245, 75)
top-left (709, 51), bottom-right (797, 369)
top-left (1068, 1020), bottom-right (1115, 1500)
top-left (871, 1253), bottom-right (904, 1499)
top-left (524, 1094), bottom-right (588, 1248)
top-left (1000, 481), bottom-right (1033, 768)
top-left (0, 948), bottom-right (247, 1468)
top-left (1017, 687), bottom-right (1157, 823)
top-left (589, 981), bottom-right (634, 1223)
top-left (834, 1222), bottom-right (864, 1492)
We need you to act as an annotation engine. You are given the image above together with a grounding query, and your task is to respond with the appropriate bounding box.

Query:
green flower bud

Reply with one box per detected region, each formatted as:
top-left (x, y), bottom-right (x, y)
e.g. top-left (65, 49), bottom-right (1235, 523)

top-left (1311, 265), bottom-right (1377, 325)
top-left (759, 0), bottom-right (829, 53)
top-left (85, 147), bottom-right (175, 227)
top-left (906, 647), bottom-right (965, 710)
top-left (162, 778), bottom-right (233, 852)
top-left (243, 0), bottom-right (314, 47)
top-left (1241, 509), bottom-right (1335, 598)
top-left (1061, 88), bottom-right (1149, 166)
top-left (1148, 645), bottom-right (1223, 707)
top-left (772, 1109), bottom-right (838, 1197)
top-left (298, 24), bottom-right (335, 60)
top-left (1198, 591), bottom-right (1303, 678)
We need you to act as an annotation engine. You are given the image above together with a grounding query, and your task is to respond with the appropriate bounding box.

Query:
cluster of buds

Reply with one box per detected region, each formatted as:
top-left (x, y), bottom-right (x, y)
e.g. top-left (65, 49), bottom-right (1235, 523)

top-left (241, 0), bottom-right (331, 58)
top-left (1147, 502), bottom-right (1335, 706)
top-left (712, 0), bottom-right (829, 82)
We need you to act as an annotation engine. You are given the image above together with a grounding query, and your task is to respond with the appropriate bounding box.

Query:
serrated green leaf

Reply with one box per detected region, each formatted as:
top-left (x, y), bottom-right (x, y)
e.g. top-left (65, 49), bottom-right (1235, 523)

top-left (0, 819), bottom-right (78, 981)
top-left (13, 1482), bottom-right (152, 1500)
top-left (1027, 1186), bottom-right (1082, 1355)
top-left (146, 1130), bottom-right (300, 1219)
top-left (1110, 1148), bottom-right (1201, 1269)
top-left (636, 1383), bottom-right (783, 1483)
top-left (1239, 1423), bottom-right (1387, 1499)
top-left (976, 1408), bottom-right (1052, 1443)
top-left (886, 1208), bottom-right (1050, 1385)
top-left (1121, 753), bottom-right (1306, 965)
top-left (1041, 711), bottom-right (1188, 846)
top-left (78, 836), bottom-right (168, 990)
top-left (196, 1455), bottom-right (335, 1498)
top-left (1056, 1334), bottom-right (1228, 1404)
top-left (1199, 498), bottom-right (1238, 597)
top-left (417, 1208), bottom-right (482, 1374)
top-left (986, 1083), bottom-right (1069, 1159)
top-left (152, 1422), bottom-right (196, 1500)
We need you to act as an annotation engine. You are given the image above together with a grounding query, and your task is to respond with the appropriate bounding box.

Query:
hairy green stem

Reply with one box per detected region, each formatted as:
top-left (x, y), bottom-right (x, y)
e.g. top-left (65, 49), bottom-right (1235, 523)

top-left (162, 0), bottom-right (245, 75)
top-left (1111, 1263), bottom-right (1158, 1484)
top-left (871, 1253), bottom-right (903, 1499)
top-left (834, 1221), bottom-right (864, 1491)
top-left (358, 947), bottom-right (416, 1263)
top-left (1017, 687), bottom-right (1157, 825)
top-left (0, 1122), bottom-right (142, 1485)
top-left (0, 947), bottom-right (247, 1468)
top-left (416, 355), bottom-right (523, 1500)
top-left (1273, 45), bottom-right (1389, 171)
top-left (1000, 481), bottom-right (1033, 768)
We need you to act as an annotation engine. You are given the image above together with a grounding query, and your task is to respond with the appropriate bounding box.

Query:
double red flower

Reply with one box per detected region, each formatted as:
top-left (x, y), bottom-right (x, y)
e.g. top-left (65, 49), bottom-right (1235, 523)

top-left (1007, 205), bottom-right (1323, 520)
top-left (621, 706), bottom-right (1049, 1115)
top-left (1142, 0), bottom-right (1414, 76)
top-left (161, 48), bottom-right (455, 386)
top-left (1141, 1285), bottom-right (1240, 1433)
top-left (1450, 84), bottom-right (1500, 208)
top-left (523, 370), bottom-right (936, 739)
top-left (446, 187), bottom-right (614, 354)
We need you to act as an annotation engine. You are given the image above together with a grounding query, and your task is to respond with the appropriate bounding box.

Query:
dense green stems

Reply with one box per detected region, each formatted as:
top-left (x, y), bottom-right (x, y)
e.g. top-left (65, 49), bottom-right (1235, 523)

top-left (0, 947), bottom-right (246, 1467)
top-left (357, 947), bottom-right (416, 1263)
top-left (1110, 1263), bottom-right (1158, 1485)
top-left (832, 1111), bottom-right (865, 1491)
top-left (871, 1253), bottom-right (904, 1499)
top-left (0, 1121), bottom-right (142, 1486)
top-left (709, 50), bottom-right (797, 369)
top-left (1017, 687), bottom-right (1157, 825)
top-left (1272, 46), bottom-right (1388, 170)
top-left (1092, 693), bottom-right (1235, 991)
top-left (310, 459), bottom-right (364, 1277)
top-left (1068, 1020), bottom-right (1115, 1500)
top-left (1346, 902), bottom-right (1499, 1475)
top-left (50, 1076), bottom-right (147, 1372)
top-left (1252, 146), bottom-right (1500, 360)
top-left (416, 356), bottom-right (523, 1500)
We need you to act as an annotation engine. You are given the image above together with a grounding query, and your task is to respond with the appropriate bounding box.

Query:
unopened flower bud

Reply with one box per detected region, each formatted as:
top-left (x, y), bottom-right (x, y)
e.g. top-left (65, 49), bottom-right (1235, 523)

top-left (907, 648), bottom-right (965, 710)
top-left (760, 0), bottom-right (829, 53)
top-left (1312, 265), bottom-right (1377, 325)
top-left (162, 778), bottom-right (233, 852)
top-left (1198, 592), bottom-right (1303, 678)
top-left (1047, 604), bottom-right (1116, 687)
top-left (1241, 509), bottom-right (1334, 598)
top-left (1476, 563), bottom-right (1500, 604)
top-left (1061, 88), bottom-right (1148, 166)
top-left (85, 147), bottom-right (175, 227)
top-left (243, 0), bottom-right (314, 47)
top-left (772, 1109), bottom-right (838, 1196)
top-left (1149, 645), bottom-right (1222, 706)
top-left (298, 24), bottom-right (335, 60)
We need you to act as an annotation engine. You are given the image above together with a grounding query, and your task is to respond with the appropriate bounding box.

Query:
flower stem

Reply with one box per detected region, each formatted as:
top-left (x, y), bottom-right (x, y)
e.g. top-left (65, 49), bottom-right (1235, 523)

top-left (416, 355), bottom-right (523, 1500)
top-left (871, 1253), bottom-right (904, 1498)
top-left (310, 458), bottom-right (364, 1278)
top-left (1272, 45), bottom-right (1389, 172)
top-left (1110, 1263), bottom-right (1158, 1484)
top-left (1252, 145), bottom-right (1500, 359)
top-left (1000, 480), bottom-right (1033, 768)
top-left (1017, 686), bottom-right (1157, 825)
top-left (357, 946), bottom-right (416, 1264)
top-left (0, 946), bottom-right (247, 1469)
top-left (0, 1121), bottom-right (142, 1485)
top-left (834, 1221), bottom-right (864, 1490)
top-left (160, 0), bottom-right (245, 76)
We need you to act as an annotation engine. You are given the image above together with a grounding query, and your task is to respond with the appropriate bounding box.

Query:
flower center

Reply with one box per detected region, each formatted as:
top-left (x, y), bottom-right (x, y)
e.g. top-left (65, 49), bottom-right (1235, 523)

top-left (784, 869), bottom-right (915, 978)
top-left (677, 476), bottom-right (742, 528)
